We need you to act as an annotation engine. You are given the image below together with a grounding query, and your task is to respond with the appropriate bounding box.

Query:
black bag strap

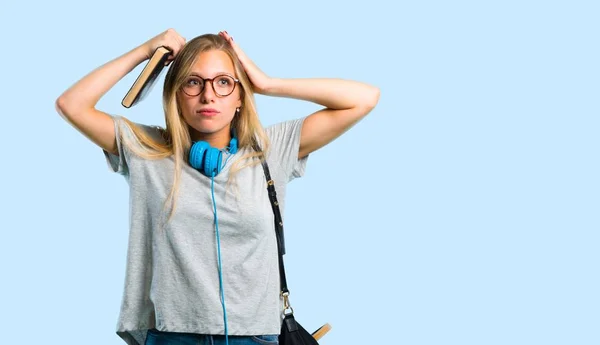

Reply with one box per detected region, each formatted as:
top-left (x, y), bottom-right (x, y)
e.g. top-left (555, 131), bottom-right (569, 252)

top-left (259, 158), bottom-right (290, 295)
top-left (261, 158), bottom-right (286, 256)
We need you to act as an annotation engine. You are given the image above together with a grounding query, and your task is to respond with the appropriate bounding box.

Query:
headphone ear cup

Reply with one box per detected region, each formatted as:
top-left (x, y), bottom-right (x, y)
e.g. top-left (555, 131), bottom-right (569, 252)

top-left (189, 141), bottom-right (210, 171)
top-left (203, 147), bottom-right (223, 177)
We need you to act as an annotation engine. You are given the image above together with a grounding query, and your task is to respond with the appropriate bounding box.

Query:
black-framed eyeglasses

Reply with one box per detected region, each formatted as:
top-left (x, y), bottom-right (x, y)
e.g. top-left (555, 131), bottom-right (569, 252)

top-left (181, 74), bottom-right (240, 97)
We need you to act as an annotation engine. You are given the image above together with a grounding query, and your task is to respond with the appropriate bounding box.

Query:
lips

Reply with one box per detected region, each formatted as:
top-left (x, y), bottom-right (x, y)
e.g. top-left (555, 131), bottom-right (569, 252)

top-left (196, 108), bottom-right (220, 116)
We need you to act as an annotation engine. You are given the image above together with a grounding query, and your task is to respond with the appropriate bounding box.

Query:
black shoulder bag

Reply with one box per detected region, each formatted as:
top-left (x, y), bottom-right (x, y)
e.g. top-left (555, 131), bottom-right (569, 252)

top-left (260, 159), bottom-right (331, 344)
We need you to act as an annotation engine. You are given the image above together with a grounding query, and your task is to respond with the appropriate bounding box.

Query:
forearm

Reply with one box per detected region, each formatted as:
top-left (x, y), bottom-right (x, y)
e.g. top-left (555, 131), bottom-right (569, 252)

top-left (263, 78), bottom-right (380, 110)
top-left (57, 45), bottom-right (150, 113)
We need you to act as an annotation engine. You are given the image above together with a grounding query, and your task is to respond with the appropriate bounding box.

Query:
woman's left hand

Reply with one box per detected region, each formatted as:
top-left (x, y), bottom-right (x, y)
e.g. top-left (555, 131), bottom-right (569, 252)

top-left (219, 31), bottom-right (273, 94)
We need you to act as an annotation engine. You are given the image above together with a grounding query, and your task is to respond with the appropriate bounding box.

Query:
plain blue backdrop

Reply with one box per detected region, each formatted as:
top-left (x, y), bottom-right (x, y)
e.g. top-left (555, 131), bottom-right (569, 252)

top-left (1, 1), bottom-right (598, 344)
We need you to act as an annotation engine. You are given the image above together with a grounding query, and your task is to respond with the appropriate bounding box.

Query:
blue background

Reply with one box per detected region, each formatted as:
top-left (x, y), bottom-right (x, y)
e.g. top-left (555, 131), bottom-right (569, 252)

top-left (1, 1), bottom-right (598, 344)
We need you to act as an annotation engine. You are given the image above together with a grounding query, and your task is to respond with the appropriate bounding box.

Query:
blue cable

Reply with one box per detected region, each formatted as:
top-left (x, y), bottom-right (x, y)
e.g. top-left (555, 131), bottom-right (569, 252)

top-left (211, 172), bottom-right (229, 345)
top-left (222, 149), bottom-right (233, 168)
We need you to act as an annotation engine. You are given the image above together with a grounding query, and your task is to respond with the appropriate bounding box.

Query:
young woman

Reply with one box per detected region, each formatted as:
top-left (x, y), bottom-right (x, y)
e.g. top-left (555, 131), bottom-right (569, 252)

top-left (56, 29), bottom-right (379, 345)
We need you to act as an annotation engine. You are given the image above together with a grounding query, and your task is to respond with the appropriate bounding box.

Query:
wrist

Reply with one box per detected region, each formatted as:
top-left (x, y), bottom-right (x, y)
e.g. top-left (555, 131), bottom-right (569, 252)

top-left (133, 44), bottom-right (153, 61)
top-left (261, 77), bottom-right (282, 96)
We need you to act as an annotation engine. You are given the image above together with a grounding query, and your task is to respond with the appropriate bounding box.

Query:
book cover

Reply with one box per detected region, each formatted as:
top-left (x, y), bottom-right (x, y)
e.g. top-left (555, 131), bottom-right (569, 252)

top-left (121, 46), bottom-right (171, 108)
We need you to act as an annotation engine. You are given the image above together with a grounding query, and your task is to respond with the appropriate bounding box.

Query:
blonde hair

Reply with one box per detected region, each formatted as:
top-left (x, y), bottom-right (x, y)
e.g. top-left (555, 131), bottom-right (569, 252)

top-left (120, 33), bottom-right (269, 219)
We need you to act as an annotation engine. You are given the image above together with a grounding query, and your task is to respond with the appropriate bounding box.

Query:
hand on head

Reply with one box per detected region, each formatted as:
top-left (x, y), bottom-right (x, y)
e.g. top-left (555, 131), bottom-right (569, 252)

top-left (218, 30), bottom-right (272, 94)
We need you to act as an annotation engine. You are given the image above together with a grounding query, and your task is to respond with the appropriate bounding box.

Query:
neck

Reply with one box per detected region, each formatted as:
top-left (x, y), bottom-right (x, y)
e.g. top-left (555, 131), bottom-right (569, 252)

top-left (190, 126), bottom-right (232, 150)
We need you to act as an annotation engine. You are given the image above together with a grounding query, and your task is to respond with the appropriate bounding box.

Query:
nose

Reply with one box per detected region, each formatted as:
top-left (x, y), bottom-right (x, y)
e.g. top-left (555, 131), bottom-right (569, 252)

top-left (200, 82), bottom-right (216, 103)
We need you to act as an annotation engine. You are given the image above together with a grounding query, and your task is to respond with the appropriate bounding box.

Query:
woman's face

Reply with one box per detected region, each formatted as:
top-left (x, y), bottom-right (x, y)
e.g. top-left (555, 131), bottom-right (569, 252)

top-left (178, 49), bottom-right (242, 141)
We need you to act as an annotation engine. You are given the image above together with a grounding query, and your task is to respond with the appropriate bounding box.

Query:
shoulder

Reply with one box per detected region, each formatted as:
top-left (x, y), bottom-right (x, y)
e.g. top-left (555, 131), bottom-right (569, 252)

top-left (264, 117), bottom-right (307, 142)
top-left (259, 117), bottom-right (308, 180)
top-left (113, 115), bottom-right (167, 144)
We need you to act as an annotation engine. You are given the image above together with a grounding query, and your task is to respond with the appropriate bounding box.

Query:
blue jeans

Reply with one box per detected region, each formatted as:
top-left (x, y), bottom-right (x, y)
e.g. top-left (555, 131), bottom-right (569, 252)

top-left (144, 328), bottom-right (279, 345)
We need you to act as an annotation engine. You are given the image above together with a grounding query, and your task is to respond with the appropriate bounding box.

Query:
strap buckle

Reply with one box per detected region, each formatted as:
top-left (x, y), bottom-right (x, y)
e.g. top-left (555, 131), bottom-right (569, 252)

top-left (281, 291), bottom-right (294, 315)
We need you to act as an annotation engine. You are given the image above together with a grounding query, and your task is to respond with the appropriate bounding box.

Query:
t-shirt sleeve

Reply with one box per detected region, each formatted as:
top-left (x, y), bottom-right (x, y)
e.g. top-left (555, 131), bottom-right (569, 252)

top-left (264, 117), bottom-right (309, 182)
top-left (103, 115), bottom-right (130, 176)
top-left (102, 115), bottom-right (164, 176)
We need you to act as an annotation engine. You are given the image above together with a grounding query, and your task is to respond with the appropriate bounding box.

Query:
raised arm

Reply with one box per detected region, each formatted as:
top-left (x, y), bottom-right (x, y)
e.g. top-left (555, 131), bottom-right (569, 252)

top-left (55, 29), bottom-right (186, 155)
top-left (262, 78), bottom-right (379, 158)
top-left (219, 31), bottom-right (380, 159)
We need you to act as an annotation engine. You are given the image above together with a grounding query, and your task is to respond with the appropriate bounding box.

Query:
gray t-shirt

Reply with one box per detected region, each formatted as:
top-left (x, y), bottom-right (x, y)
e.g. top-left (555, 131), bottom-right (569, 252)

top-left (103, 115), bottom-right (308, 345)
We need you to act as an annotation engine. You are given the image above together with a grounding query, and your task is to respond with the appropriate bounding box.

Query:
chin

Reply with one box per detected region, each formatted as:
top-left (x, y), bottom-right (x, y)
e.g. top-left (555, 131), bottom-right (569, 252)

top-left (188, 120), bottom-right (228, 135)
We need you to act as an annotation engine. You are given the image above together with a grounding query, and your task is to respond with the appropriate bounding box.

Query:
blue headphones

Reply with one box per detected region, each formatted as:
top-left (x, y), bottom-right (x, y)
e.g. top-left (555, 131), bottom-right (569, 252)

top-left (188, 132), bottom-right (238, 177)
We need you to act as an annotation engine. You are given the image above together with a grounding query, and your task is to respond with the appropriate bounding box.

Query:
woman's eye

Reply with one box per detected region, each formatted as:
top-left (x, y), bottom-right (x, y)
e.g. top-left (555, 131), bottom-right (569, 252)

top-left (217, 78), bottom-right (230, 85)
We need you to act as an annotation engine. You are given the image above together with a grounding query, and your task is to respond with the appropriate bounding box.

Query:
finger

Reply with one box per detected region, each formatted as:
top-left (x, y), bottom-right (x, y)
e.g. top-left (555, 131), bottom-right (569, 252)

top-left (165, 50), bottom-right (174, 66)
top-left (226, 33), bottom-right (235, 45)
top-left (171, 38), bottom-right (184, 57)
top-left (219, 31), bottom-right (251, 67)
top-left (171, 47), bottom-right (180, 59)
top-left (220, 31), bottom-right (234, 45)
top-left (164, 30), bottom-right (182, 51)
top-left (163, 45), bottom-right (175, 59)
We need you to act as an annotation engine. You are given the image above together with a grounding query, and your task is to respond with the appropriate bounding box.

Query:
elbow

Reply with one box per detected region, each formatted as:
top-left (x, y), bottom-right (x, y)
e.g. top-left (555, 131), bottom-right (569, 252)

top-left (369, 86), bottom-right (381, 109)
top-left (55, 94), bottom-right (81, 122)
top-left (55, 95), bottom-right (71, 122)
top-left (55, 95), bottom-right (67, 116)
top-left (359, 86), bottom-right (380, 114)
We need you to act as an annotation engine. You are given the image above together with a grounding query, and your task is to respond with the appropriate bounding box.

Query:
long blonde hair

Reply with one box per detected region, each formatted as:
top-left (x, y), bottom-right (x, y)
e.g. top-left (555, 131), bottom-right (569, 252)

top-left (120, 33), bottom-right (270, 219)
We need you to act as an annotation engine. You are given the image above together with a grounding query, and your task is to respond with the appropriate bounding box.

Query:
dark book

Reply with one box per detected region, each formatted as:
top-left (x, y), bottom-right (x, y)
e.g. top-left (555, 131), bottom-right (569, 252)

top-left (121, 46), bottom-right (171, 108)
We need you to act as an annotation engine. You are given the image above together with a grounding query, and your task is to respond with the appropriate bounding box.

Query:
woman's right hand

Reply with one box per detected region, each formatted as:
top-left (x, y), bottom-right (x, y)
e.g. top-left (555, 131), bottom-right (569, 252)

top-left (141, 28), bottom-right (187, 63)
